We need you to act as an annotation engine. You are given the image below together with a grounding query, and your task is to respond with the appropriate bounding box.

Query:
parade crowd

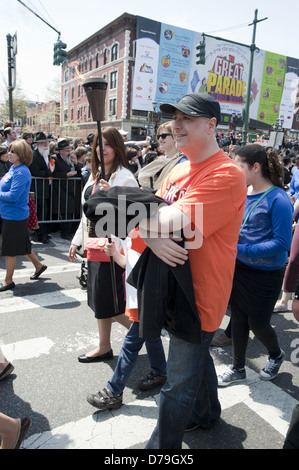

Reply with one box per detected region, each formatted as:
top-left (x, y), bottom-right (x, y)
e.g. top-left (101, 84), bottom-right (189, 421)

top-left (0, 93), bottom-right (299, 449)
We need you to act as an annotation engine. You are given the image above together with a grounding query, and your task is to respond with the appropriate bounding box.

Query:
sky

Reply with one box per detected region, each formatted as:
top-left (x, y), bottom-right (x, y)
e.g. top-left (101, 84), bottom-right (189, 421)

top-left (1, 0), bottom-right (299, 103)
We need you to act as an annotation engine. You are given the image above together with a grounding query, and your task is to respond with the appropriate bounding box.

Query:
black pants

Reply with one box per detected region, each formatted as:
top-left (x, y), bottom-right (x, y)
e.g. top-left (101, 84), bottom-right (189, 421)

top-left (230, 261), bottom-right (285, 370)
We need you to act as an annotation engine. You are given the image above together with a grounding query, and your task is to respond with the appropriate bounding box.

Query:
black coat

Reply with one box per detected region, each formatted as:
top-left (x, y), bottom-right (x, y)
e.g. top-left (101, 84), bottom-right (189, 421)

top-left (29, 148), bottom-right (52, 200)
top-left (52, 154), bottom-right (82, 216)
top-left (0, 160), bottom-right (12, 179)
top-left (84, 186), bottom-right (202, 344)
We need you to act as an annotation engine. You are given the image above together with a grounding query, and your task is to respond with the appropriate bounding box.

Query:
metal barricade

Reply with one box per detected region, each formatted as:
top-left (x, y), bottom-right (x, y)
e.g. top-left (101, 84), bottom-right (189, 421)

top-left (31, 176), bottom-right (83, 223)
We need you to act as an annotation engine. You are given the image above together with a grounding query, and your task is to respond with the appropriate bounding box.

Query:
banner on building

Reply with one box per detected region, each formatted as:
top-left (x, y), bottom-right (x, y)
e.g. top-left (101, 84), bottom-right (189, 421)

top-left (132, 16), bottom-right (299, 128)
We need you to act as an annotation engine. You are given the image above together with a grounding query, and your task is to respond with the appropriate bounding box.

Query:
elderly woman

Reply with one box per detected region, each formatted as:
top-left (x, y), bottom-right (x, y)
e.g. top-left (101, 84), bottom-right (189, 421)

top-left (0, 140), bottom-right (47, 291)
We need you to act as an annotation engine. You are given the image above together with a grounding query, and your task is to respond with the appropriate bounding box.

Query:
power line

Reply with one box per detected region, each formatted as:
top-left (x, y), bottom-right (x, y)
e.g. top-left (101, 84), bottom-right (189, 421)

top-left (36, 0), bottom-right (60, 32)
top-left (16, 0), bottom-right (61, 38)
top-left (205, 22), bottom-right (249, 34)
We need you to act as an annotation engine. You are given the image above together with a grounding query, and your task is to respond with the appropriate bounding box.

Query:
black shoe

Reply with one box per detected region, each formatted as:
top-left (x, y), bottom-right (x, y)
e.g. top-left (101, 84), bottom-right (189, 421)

top-left (30, 265), bottom-right (47, 280)
top-left (78, 349), bottom-right (113, 363)
top-left (0, 363), bottom-right (14, 381)
top-left (37, 233), bottom-right (49, 243)
top-left (0, 282), bottom-right (15, 292)
top-left (138, 370), bottom-right (167, 391)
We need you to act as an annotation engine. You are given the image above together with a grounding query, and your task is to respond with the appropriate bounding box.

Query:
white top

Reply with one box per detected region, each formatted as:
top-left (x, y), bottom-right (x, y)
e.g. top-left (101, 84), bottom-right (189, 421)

top-left (71, 166), bottom-right (138, 247)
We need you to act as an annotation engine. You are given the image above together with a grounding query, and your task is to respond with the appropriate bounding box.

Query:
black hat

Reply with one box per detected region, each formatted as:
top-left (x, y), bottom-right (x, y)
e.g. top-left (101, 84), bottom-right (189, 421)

top-left (86, 133), bottom-right (95, 145)
top-left (34, 131), bottom-right (50, 143)
top-left (160, 93), bottom-right (221, 125)
top-left (57, 138), bottom-right (72, 150)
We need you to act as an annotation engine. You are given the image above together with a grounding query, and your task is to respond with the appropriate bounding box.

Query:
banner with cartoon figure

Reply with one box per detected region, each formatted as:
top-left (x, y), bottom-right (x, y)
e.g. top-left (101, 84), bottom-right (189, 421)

top-left (155, 23), bottom-right (194, 104)
top-left (188, 35), bottom-right (251, 116)
top-left (256, 51), bottom-right (287, 126)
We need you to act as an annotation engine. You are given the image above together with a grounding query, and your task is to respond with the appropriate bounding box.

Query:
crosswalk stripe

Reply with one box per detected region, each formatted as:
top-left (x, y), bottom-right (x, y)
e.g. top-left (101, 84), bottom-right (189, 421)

top-left (0, 288), bottom-right (87, 314)
top-left (0, 263), bottom-right (81, 280)
top-left (1, 337), bottom-right (54, 361)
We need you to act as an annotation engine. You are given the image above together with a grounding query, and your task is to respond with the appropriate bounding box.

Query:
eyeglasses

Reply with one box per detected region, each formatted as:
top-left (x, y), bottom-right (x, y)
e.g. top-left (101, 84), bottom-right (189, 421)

top-left (157, 133), bottom-right (172, 140)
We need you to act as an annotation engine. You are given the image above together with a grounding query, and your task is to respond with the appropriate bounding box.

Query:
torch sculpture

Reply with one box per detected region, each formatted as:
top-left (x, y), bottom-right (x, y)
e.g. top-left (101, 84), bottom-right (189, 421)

top-left (83, 77), bottom-right (119, 313)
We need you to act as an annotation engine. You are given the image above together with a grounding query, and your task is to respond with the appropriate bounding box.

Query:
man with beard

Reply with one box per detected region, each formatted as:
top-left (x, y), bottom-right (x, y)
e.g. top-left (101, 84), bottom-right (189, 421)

top-left (52, 138), bottom-right (82, 240)
top-left (29, 132), bottom-right (54, 243)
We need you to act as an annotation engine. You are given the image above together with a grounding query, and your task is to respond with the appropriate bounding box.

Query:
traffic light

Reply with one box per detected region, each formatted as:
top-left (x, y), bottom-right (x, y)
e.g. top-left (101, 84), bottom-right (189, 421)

top-left (196, 39), bottom-right (206, 65)
top-left (53, 40), bottom-right (67, 66)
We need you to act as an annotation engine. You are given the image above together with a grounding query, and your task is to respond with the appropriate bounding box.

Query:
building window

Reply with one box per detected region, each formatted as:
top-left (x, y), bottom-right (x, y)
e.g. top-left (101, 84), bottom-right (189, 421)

top-left (63, 109), bottom-right (68, 123)
top-left (71, 87), bottom-right (74, 101)
top-left (89, 57), bottom-right (93, 71)
top-left (95, 53), bottom-right (99, 68)
top-left (71, 107), bottom-right (74, 121)
top-left (64, 68), bottom-right (69, 82)
top-left (111, 43), bottom-right (119, 61)
top-left (64, 88), bottom-right (69, 105)
top-left (110, 71), bottom-right (118, 89)
top-left (109, 98), bottom-right (116, 116)
top-left (104, 49), bottom-right (108, 65)
top-left (78, 84), bottom-right (81, 99)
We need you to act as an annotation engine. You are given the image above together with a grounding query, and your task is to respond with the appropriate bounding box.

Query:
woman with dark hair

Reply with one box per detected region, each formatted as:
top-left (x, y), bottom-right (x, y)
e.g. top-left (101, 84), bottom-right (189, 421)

top-left (218, 144), bottom-right (293, 385)
top-left (69, 128), bottom-right (138, 362)
top-left (0, 140), bottom-right (47, 291)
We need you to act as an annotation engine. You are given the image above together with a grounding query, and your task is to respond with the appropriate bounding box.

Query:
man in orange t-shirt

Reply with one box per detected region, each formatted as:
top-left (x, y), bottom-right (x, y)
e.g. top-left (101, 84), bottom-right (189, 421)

top-left (140, 93), bottom-right (247, 449)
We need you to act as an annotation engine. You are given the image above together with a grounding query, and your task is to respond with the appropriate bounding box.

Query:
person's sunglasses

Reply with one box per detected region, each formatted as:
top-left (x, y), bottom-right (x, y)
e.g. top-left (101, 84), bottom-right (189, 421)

top-left (157, 133), bottom-right (171, 140)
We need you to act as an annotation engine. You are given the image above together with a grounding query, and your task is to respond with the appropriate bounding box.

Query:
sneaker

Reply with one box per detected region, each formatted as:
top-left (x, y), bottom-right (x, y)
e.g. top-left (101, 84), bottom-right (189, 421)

top-left (217, 365), bottom-right (246, 387)
top-left (273, 303), bottom-right (289, 313)
top-left (138, 370), bottom-right (167, 391)
top-left (259, 349), bottom-right (285, 381)
top-left (86, 388), bottom-right (122, 410)
top-left (211, 331), bottom-right (232, 347)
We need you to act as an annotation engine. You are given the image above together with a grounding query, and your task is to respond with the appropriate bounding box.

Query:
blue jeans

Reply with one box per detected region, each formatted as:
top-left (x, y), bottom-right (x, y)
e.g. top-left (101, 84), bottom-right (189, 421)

top-left (146, 331), bottom-right (221, 449)
top-left (107, 321), bottom-right (166, 396)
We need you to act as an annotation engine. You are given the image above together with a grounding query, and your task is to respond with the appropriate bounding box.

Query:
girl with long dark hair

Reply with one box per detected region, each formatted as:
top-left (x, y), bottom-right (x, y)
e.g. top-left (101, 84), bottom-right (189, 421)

top-left (69, 128), bottom-right (138, 362)
top-left (218, 144), bottom-right (293, 385)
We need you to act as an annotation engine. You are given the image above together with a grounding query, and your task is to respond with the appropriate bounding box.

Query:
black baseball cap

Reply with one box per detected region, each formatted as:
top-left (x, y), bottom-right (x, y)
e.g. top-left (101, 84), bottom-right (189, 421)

top-left (160, 93), bottom-right (221, 125)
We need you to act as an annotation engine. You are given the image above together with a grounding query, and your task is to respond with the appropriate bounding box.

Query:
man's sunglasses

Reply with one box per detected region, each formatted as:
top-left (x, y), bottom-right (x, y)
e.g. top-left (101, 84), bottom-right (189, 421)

top-left (157, 133), bottom-right (172, 140)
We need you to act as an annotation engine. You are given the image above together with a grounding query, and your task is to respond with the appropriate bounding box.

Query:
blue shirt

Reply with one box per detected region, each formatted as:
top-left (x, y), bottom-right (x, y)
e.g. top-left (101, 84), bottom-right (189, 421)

top-left (289, 171), bottom-right (299, 201)
top-left (237, 187), bottom-right (293, 270)
top-left (0, 164), bottom-right (31, 220)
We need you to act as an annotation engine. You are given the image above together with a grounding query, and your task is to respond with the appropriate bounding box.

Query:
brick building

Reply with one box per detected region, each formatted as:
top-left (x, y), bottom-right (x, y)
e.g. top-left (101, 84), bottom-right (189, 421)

top-left (26, 101), bottom-right (60, 135)
top-left (61, 12), bottom-right (149, 141)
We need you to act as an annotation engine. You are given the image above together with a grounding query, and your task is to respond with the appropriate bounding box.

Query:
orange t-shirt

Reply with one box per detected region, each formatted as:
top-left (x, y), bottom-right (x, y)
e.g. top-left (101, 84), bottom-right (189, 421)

top-left (157, 150), bottom-right (247, 332)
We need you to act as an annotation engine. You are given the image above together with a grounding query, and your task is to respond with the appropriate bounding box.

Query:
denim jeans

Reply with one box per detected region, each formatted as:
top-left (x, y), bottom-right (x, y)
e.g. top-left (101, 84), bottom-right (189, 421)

top-left (107, 321), bottom-right (166, 396)
top-left (146, 331), bottom-right (221, 449)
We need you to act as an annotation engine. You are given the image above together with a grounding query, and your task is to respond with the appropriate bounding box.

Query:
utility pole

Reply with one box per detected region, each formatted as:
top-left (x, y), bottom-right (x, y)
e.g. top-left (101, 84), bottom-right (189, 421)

top-left (242, 9), bottom-right (267, 146)
top-left (6, 33), bottom-right (17, 121)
